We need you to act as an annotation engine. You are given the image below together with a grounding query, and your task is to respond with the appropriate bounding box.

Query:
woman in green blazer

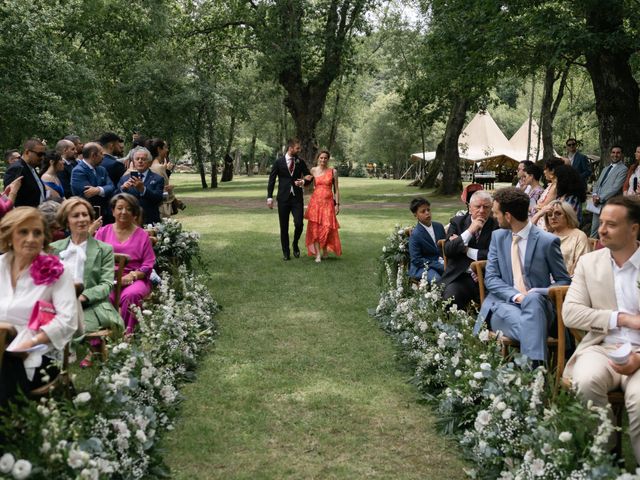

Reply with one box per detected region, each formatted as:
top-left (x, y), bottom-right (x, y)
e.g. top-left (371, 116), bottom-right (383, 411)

top-left (50, 198), bottom-right (124, 335)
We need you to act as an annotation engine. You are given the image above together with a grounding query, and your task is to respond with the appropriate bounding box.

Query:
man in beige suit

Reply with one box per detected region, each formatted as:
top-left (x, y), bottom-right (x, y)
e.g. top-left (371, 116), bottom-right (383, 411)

top-left (563, 195), bottom-right (640, 461)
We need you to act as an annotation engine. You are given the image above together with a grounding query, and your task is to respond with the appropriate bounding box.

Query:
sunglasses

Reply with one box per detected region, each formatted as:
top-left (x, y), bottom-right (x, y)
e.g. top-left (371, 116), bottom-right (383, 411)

top-left (546, 211), bottom-right (564, 218)
top-left (566, 143), bottom-right (576, 147)
top-left (31, 150), bottom-right (45, 157)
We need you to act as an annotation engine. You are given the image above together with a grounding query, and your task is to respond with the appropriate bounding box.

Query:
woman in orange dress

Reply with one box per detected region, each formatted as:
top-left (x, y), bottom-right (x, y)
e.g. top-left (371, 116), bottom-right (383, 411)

top-left (304, 150), bottom-right (342, 263)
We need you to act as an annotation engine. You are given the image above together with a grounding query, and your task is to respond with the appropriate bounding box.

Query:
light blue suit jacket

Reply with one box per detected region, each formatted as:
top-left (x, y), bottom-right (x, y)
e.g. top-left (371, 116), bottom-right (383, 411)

top-left (593, 161), bottom-right (627, 203)
top-left (476, 224), bottom-right (570, 331)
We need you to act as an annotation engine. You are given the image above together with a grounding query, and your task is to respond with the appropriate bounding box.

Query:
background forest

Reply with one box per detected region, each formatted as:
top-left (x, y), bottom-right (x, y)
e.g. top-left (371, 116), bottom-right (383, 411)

top-left (2, 0), bottom-right (638, 193)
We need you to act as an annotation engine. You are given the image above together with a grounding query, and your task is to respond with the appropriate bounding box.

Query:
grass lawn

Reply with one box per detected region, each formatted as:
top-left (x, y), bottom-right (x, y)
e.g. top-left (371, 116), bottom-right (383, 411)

top-left (162, 174), bottom-right (469, 479)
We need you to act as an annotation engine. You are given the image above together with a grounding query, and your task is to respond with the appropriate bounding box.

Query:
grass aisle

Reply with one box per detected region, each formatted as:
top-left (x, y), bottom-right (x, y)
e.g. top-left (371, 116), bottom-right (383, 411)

top-left (163, 176), bottom-right (467, 479)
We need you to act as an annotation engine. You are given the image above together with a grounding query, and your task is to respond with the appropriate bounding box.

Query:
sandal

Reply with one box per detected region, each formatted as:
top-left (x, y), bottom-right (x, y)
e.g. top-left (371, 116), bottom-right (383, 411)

top-left (79, 354), bottom-right (93, 369)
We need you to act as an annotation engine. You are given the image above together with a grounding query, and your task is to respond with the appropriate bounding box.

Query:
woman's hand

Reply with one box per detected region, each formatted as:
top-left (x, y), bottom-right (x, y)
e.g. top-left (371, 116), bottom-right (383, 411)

top-left (89, 217), bottom-right (103, 236)
top-left (122, 273), bottom-right (136, 286)
top-left (4, 176), bottom-right (23, 202)
top-left (335, 205), bottom-right (340, 215)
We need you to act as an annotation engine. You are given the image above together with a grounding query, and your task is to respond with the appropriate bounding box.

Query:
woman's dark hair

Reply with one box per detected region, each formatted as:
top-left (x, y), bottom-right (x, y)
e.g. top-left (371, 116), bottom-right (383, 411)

top-left (146, 138), bottom-right (166, 160)
top-left (555, 164), bottom-right (587, 202)
top-left (524, 163), bottom-right (543, 182)
top-left (110, 193), bottom-right (141, 219)
top-left (40, 150), bottom-right (61, 173)
top-left (544, 158), bottom-right (565, 173)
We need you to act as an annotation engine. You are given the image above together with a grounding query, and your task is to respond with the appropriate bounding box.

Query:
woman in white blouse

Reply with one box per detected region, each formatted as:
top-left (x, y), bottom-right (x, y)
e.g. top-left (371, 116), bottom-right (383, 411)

top-left (0, 207), bottom-right (77, 405)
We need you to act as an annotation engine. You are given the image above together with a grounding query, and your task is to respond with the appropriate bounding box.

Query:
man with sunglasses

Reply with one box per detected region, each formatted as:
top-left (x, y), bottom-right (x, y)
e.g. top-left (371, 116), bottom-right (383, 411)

top-left (3, 138), bottom-right (47, 207)
top-left (564, 138), bottom-right (591, 186)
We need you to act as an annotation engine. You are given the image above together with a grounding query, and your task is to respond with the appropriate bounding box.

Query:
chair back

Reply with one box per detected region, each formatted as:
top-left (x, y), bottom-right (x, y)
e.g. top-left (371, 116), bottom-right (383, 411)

top-left (113, 253), bottom-right (130, 308)
top-left (470, 260), bottom-right (487, 305)
top-left (437, 239), bottom-right (448, 270)
top-left (548, 286), bottom-right (570, 387)
top-left (0, 323), bottom-right (17, 371)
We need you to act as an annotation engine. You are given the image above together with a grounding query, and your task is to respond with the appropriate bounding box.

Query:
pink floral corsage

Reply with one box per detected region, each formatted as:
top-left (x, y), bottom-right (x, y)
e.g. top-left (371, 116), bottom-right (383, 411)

top-left (30, 254), bottom-right (64, 286)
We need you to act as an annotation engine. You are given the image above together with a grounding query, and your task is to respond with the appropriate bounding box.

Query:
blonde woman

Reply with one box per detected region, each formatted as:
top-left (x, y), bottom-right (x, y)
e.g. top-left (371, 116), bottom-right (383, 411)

top-left (544, 200), bottom-right (590, 276)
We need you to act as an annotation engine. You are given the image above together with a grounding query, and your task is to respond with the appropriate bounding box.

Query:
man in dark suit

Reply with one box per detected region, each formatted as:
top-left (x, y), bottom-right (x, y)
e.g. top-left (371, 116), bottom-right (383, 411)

top-left (3, 138), bottom-right (46, 207)
top-left (474, 187), bottom-right (570, 366)
top-left (564, 138), bottom-right (592, 187)
top-left (71, 142), bottom-right (116, 223)
top-left (441, 190), bottom-right (498, 309)
top-left (267, 138), bottom-right (311, 260)
top-left (55, 139), bottom-right (78, 198)
top-left (98, 132), bottom-right (126, 186)
top-left (408, 197), bottom-right (446, 282)
top-left (118, 146), bottom-right (164, 225)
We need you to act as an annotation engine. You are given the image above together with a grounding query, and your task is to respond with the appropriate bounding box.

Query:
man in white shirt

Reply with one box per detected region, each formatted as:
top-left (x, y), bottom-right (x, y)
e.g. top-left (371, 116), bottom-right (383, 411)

top-left (563, 195), bottom-right (640, 462)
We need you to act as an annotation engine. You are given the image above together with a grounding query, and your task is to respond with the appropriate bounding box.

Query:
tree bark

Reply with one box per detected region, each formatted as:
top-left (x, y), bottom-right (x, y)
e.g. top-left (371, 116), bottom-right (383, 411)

top-left (221, 113), bottom-right (236, 182)
top-left (421, 97), bottom-right (468, 195)
top-left (194, 105), bottom-right (208, 189)
top-left (206, 108), bottom-right (218, 188)
top-left (248, 130), bottom-right (257, 176)
top-left (584, 1), bottom-right (640, 163)
top-left (540, 64), bottom-right (570, 162)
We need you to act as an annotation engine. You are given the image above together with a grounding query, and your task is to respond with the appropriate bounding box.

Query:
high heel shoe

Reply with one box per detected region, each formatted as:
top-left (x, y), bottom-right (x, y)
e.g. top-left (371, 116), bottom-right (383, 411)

top-left (79, 354), bottom-right (93, 369)
top-left (315, 256), bottom-right (321, 263)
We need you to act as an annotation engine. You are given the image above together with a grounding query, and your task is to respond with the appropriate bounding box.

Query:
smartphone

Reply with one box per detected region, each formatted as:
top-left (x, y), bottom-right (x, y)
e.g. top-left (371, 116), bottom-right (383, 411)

top-left (93, 206), bottom-right (101, 218)
top-left (634, 177), bottom-right (638, 192)
top-left (130, 171), bottom-right (142, 179)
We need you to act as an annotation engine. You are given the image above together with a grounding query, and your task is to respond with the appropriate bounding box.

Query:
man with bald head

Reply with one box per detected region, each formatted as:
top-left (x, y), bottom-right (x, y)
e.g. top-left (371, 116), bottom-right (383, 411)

top-left (56, 139), bottom-right (77, 198)
top-left (442, 190), bottom-right (498, 309)
top-left (71, 142), bottom-right (115, 223)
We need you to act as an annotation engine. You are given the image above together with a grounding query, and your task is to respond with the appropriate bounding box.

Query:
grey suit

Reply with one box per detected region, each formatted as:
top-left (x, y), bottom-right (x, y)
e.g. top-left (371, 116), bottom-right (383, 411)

top-left (590, 161), bottom-right (627, 237)
top-left (475, 224), bottom-right (570, 361)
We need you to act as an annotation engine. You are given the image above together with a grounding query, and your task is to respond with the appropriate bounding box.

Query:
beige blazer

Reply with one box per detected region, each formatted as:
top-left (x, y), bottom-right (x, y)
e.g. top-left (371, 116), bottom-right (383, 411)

top-left (562, 248), bottom-right (639, 378)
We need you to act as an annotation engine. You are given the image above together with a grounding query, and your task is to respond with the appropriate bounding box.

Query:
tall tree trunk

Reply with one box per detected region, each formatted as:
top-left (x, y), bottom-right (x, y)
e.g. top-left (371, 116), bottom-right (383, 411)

top-left (584, 1), bottom-right (640, 163)
top-left (194, 105), bottom-right (208, 189)
top-left (327, 77), bottom-right (343, 152)
top-left (421, 97), bottom-right (468, 195)
top-left (248, 130), bottom-right (257, 176)
top-left (206, 108), bottom-right (218, 188)
top-left (221, 113), bottom-right (236, 182)
top-left (540, 63), bottom-right (570, 162)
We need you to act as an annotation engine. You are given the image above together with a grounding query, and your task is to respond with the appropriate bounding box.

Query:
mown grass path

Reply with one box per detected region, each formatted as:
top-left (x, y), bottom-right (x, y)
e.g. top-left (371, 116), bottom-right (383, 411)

top-left (163, 175), bottom-right (467, 479)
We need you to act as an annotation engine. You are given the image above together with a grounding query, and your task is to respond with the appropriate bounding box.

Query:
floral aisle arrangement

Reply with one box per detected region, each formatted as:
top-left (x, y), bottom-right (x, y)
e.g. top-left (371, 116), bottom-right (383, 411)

top-left (0, 226), bottom-right (218, 479)
top-left (372, 226), bottom-right (638, 480)
top-left (151, 218), bottom-right (201, 272)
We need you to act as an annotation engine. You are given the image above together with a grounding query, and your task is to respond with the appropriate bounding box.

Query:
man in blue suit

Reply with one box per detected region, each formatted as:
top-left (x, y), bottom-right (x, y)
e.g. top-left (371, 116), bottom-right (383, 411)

top-left (118, 146), bottom-right (164, 225)
top-left (564, 138), bottom-right (592, 187)
top-left (408, 197), bottom-right (446, 282)
top-left (590, 145), bottom-right (628, 237)
top-left (475, 187), bottom-right (570, 365)
top-left (71, 142), bottom-right (116, 223)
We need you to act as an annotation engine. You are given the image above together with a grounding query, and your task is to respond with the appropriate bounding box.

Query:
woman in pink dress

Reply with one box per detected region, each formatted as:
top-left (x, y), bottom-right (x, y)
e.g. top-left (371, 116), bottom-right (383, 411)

top-left (304, 150), bottom-right (342, 263)
top-left (94, 193), bottom-right (155, 333)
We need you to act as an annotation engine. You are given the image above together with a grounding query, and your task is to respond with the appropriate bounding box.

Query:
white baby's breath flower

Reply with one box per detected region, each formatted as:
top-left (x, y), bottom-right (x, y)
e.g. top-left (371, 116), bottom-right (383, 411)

top-left (0, 453), bottom-right (15, 473)
top-left (558, 431), bottom-right (572, 443)
top-left (541, 443), bottom-right (552, 455)
top-left (11, 459), bottom-right (32, 480)
top-left (480, 362), bottom-right (491, 371)
top-left (473, 371), bottom-right (483, 380)
top-left (142, 309), bottom-right (152, 316)
top-left (530, 458), bottom-right (545, 477)
top-left (74, 392), bottom-right (91, 405)
top-left (474, 410), bottom-right (491, 432)
top-left (40, 442), bottom-right (51, 454)
top-left (502, 408), bottom-right (513, 420)
top-left (478, 329), bottom-right (489, 342)
top-left (454, 369), bottom-right (462, 377)
top-left (496, 401), bottom-right (507, 411)
top-left (67, 448), bottom-right (89, 468)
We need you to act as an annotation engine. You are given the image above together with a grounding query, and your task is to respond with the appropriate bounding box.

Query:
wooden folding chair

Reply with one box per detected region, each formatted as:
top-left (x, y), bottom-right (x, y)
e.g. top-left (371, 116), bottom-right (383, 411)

top-left (83, 253), bottom-right (129, 361)
top-left (437, 238), bottom-right (448, 270)
top-left (29, 344), bottom-right (72, 399)
top-left (0, 322), bottom-right (17, 371)
top-left (553, 286), bottom-right (624, 457)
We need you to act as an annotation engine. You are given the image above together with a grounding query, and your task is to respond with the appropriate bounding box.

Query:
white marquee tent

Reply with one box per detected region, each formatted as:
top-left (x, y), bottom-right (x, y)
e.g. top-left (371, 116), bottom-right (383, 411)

top-left (508, 119), bottom-right (557, 161)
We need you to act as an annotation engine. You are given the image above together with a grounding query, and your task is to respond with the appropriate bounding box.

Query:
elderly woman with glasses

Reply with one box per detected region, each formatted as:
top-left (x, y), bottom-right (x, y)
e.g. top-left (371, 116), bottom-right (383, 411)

top-left (544, 200), bottom-right (590, 276)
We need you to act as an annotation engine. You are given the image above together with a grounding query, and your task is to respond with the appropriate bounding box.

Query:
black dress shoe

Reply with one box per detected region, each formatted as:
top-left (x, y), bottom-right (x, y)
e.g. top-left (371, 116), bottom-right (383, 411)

top-left (293, 248), bottom-right (300, 258)
top-left (283, 254), bottom-right (291, 261)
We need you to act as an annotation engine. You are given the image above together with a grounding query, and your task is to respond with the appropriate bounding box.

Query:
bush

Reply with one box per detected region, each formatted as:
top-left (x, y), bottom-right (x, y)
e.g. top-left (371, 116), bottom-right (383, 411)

top-left (350, 163), bottom-right (368, 178)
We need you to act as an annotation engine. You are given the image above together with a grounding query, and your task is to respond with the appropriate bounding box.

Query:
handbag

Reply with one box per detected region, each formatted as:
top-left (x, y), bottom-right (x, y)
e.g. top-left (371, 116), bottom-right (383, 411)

top-left (27, 300), bottom-right (56, 331)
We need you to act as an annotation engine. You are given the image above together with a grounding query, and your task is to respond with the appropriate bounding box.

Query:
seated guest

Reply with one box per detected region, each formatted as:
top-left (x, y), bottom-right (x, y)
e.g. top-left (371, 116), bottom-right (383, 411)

top-left (474, 187), bottom-right (570, 366)
top-left (71, 142), bottom-right (115, 224)
top-left (94, 193), bottom-right (155, 334)
top-left (0, 207), bottom-right (77, 406)
top-left (522, 163), bottom-right (544, 218)
top-left (442, 191), bottom-right (498, 310)
top-left (40, 150), bottom-right (65, 202)
top-left (38, 201), bottom-right (65, 242)
top-left (408, 197), bottom-right (446, 282)
top-left (543, 200), bottom-right (590, 276)
top-left (117, 147), bottom-right (164, 225)
top-left (554, 164), bottom-right (587, 225)
top-left (0, 177), bottom-right (22, 219)
top-left (563, 196), bottom-right (640, 463)
top-left (3, 139), bottom-right (47, 207)
top-left (532, 158), bottom-right (564, 229)
top-left (50, 198), bottom-right (123, 366)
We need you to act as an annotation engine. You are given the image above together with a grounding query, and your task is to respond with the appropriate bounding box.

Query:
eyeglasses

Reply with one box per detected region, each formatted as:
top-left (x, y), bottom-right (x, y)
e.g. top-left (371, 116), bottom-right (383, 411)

top-left (566, 143), bottom-right (576, 147)
top-left (546, 211), bottom-right (564, 218)
top-left (31, 151), bottom-right (45, 158)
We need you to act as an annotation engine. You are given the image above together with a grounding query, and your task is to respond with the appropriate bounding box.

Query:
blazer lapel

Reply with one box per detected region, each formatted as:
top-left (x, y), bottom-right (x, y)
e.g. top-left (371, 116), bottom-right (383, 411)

top-left (502, 231), bottom-right (514, 286)
top-left (83, 238), bottom-right (98, 285)
top-left (420, 223), bottom-right (436, 251)
top-left (523, 226), bottom-right (539, 278)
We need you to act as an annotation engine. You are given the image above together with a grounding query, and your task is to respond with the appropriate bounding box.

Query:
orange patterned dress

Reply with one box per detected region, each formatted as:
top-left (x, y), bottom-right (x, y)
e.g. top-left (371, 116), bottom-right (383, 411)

top-left (304, 168), bottom-right (342, 256)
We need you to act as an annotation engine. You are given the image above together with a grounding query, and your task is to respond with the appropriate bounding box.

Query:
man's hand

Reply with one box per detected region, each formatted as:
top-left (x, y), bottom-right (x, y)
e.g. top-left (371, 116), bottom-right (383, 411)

top-left (83, 186), bottom-right (101, 198)
top-left (448, 234), bottom-right (459, 241)
top-left (468, 217), bottom-right (485, 234)
top-left (267, 198), bottom-right (273, 209)
top-left (3, 176), bottom-right (23, 202)
top-left (513, 293), bottom-right (525, 304)
top-left (610, 352), bottom-right (640, 376)
top-left (617, 312), bottom-right (640, 330)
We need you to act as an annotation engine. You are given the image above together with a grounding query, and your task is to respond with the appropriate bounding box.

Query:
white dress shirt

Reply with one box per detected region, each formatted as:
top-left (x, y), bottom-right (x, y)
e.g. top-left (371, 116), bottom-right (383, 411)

top-left (59, 240), bottom-right (88, 284)
top-left (606, 246), bottom-right (640, 346)
top-left (420, 222), bottom-right (437, 244)
top-left (0, 252), bottom-right (78, 379)
top-left (460, 228), bottom-right (479, 261)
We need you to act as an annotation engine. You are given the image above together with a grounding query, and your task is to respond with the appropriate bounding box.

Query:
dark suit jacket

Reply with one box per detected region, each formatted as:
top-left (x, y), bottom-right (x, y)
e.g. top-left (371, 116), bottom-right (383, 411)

top-left (441, 214), bottom-right (498, 285)
top-left (118, 170), bottom-right (165, 225)
top-left (408, 221), bottom-right (446, 279)
top-left (58, 158), bottom-right (78, 198)
top-left (101, 154), bottom-right (126, 186)
top-left (3, 159), bottom-right (45, 207)
top-left (267, 156), bottom-right (311, 204)
top-left (71, 161), bottom-right (116, 222)
top-left (571, 151), bottom-right (592, 185)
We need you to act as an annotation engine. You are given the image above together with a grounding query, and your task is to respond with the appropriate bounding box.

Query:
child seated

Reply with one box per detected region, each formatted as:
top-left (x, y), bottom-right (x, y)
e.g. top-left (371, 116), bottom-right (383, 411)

top-left (408, 197), bottom-right (446, 282)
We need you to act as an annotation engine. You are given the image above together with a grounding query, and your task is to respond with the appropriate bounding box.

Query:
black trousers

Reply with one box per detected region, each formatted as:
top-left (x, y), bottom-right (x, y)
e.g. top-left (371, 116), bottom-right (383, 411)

top-left (0, 354), bottom-right (59, 409)
top-left (277, 196), bottom-right (304, 255)
top-left (443, 273), bottom-right (480, 311)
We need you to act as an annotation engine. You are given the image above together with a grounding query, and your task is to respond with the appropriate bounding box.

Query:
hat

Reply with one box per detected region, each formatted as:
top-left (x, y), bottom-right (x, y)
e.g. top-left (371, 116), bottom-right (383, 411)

top-left (460, 183), bottom-right (483, 204)
top-left (98, 132), bottom-right (124, 146)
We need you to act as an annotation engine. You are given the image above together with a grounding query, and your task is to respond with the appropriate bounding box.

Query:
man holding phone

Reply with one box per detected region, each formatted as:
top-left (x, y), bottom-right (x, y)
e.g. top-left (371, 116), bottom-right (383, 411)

top-left (563, 196), bottom-right (640, 461)
top-left (117, 146), bottom-right (164, 225)
top-left (3, 138), bottom-right (47, 207)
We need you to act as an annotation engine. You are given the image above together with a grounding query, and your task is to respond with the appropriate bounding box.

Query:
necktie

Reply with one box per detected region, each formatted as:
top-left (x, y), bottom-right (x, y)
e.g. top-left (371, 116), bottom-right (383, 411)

top-left (288, 158), bottom-right (294, 175)
top-left (511, 234), bottom-right (527, 294)
top-left (600, 164), bottom-right (614, 186)
top-left (473, 229), bottom-right (481, 244)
